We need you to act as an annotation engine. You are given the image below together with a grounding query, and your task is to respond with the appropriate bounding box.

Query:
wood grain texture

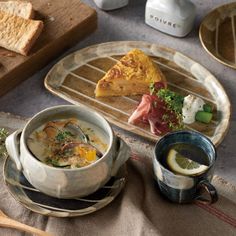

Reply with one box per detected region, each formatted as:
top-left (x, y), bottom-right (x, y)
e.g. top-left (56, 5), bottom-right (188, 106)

top-left (199, 2), bottom-right (236, 69)
top-left (0, 0), bottom-right (97, 96)
top-left (0, 210), bottom-right (52, 235)
top-left (44, 41), bottom-right (231, 146)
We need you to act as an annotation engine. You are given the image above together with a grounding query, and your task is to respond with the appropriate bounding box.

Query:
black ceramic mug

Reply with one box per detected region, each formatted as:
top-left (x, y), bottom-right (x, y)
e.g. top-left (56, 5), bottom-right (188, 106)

top-left (153, 130), bottom-right (218, 204)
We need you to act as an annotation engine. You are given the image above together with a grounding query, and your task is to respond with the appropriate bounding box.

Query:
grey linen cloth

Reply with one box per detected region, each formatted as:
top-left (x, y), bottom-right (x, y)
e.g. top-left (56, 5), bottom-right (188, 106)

top-left (1, 155), bottom-right (236, 236)
top-left (0, 113), bottom-right (236, 235)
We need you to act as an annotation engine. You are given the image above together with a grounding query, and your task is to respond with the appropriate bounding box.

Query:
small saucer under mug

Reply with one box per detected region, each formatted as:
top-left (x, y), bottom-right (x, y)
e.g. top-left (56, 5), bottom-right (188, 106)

top-left (3, 156), bottom-right (126, 217)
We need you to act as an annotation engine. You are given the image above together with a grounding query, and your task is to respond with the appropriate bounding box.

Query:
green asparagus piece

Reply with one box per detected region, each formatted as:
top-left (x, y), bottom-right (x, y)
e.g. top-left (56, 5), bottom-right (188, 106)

top-left (203, 104), bottom-right (213, 113)
top-left (195, 111), bottom-right (213, 124)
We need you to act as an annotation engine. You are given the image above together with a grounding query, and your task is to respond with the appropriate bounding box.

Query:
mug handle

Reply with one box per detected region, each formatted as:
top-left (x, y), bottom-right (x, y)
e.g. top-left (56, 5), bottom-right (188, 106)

top-left (5, 130), bottom-right (22, 171)
top-left (111, 137), bottom-right (130, 176)
top-left (194, 179), bottom-right (218, 204)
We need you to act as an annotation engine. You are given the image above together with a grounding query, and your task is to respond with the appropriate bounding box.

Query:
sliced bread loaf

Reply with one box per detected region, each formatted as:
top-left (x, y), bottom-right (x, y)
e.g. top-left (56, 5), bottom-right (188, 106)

top-left (0, 1), bottom-right (34, 19)
top-left (0, 10), bottom-right (43, 55)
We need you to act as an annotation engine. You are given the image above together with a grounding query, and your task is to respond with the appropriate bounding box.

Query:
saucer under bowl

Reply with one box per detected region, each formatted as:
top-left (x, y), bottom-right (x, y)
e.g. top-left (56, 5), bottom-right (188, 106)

top-left (3, 156), bottom-right (126, 217)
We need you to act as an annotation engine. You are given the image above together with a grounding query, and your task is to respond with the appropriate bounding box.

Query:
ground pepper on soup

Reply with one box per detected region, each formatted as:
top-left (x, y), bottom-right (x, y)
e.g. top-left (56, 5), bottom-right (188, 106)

top-left (27, 118), bottom-right (108, 168)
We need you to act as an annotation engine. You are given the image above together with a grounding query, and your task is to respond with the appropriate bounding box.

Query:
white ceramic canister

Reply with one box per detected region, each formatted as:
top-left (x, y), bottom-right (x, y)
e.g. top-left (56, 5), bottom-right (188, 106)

top-left (145, 0), bottom-right (196, 37)
top-left (93, 0), bottom-right (129, 10)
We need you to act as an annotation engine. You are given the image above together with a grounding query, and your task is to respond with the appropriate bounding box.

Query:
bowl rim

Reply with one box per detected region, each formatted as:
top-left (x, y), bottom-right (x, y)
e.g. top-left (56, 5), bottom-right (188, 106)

top-left (21, 104), bottom-right (114, 172)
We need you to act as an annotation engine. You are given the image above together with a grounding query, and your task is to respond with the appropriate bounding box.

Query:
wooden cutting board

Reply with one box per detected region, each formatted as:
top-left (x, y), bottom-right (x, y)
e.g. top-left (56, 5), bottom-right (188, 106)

top-left (0, 0), bottom-right (97, 96)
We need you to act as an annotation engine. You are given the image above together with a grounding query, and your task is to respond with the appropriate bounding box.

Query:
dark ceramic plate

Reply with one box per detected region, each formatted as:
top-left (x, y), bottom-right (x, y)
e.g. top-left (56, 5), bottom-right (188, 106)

top-left (3, 156), bottom-right (126, 217)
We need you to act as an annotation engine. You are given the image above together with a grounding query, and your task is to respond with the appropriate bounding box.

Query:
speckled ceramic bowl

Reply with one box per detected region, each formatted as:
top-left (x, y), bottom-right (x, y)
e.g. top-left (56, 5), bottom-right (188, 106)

top-left (153, 130), bottom-right (218, 204)
top-left (5, 105), bottom-right (130, 199)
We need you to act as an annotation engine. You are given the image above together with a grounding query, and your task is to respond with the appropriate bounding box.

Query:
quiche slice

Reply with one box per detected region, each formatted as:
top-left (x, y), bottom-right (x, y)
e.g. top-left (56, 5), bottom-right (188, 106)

top-left (95, 49), bottom-right (166, 97)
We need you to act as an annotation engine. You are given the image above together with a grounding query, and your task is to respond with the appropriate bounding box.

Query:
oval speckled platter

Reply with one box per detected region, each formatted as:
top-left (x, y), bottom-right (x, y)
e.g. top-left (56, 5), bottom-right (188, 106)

top-left (3, 156), bottom-right (126, 217)
top-left (199, 2), bottom-right (236, 69)
top-left (44, 41), bottom-right (231, 146)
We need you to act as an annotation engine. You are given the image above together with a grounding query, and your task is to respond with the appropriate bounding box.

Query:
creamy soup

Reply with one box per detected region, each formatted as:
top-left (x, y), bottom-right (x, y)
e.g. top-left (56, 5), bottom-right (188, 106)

top-left (27, 118), bottom-right (108, 168)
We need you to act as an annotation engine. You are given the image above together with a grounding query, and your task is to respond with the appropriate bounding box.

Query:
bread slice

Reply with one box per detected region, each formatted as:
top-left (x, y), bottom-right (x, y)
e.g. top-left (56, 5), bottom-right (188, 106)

top-left (0, 10), bottom-right (43, 55)
top-left (95, 49), bottom-right (167, 97)
top-left (0, 1), bottom-right (34, 19)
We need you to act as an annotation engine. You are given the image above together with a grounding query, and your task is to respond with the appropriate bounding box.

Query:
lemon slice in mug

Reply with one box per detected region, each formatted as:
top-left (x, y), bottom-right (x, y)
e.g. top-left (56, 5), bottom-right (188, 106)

top-left (167, 149), bottom-right (208, 176)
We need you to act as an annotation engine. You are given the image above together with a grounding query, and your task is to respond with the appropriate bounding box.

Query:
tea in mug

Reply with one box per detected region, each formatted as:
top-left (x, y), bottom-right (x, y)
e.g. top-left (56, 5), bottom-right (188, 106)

top-left (161, 143), bottom-right (210, 176)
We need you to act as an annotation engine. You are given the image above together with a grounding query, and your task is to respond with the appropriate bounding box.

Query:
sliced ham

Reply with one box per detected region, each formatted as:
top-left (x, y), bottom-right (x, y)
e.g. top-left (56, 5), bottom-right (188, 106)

top-left (128, 92), bottom-right (180, 135)
top-left (128, 94), bottom-right (154, 124)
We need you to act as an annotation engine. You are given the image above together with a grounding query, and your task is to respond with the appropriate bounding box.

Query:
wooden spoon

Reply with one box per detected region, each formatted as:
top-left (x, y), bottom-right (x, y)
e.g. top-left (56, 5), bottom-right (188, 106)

top-left (0, 210), bottom-right (53, 236)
